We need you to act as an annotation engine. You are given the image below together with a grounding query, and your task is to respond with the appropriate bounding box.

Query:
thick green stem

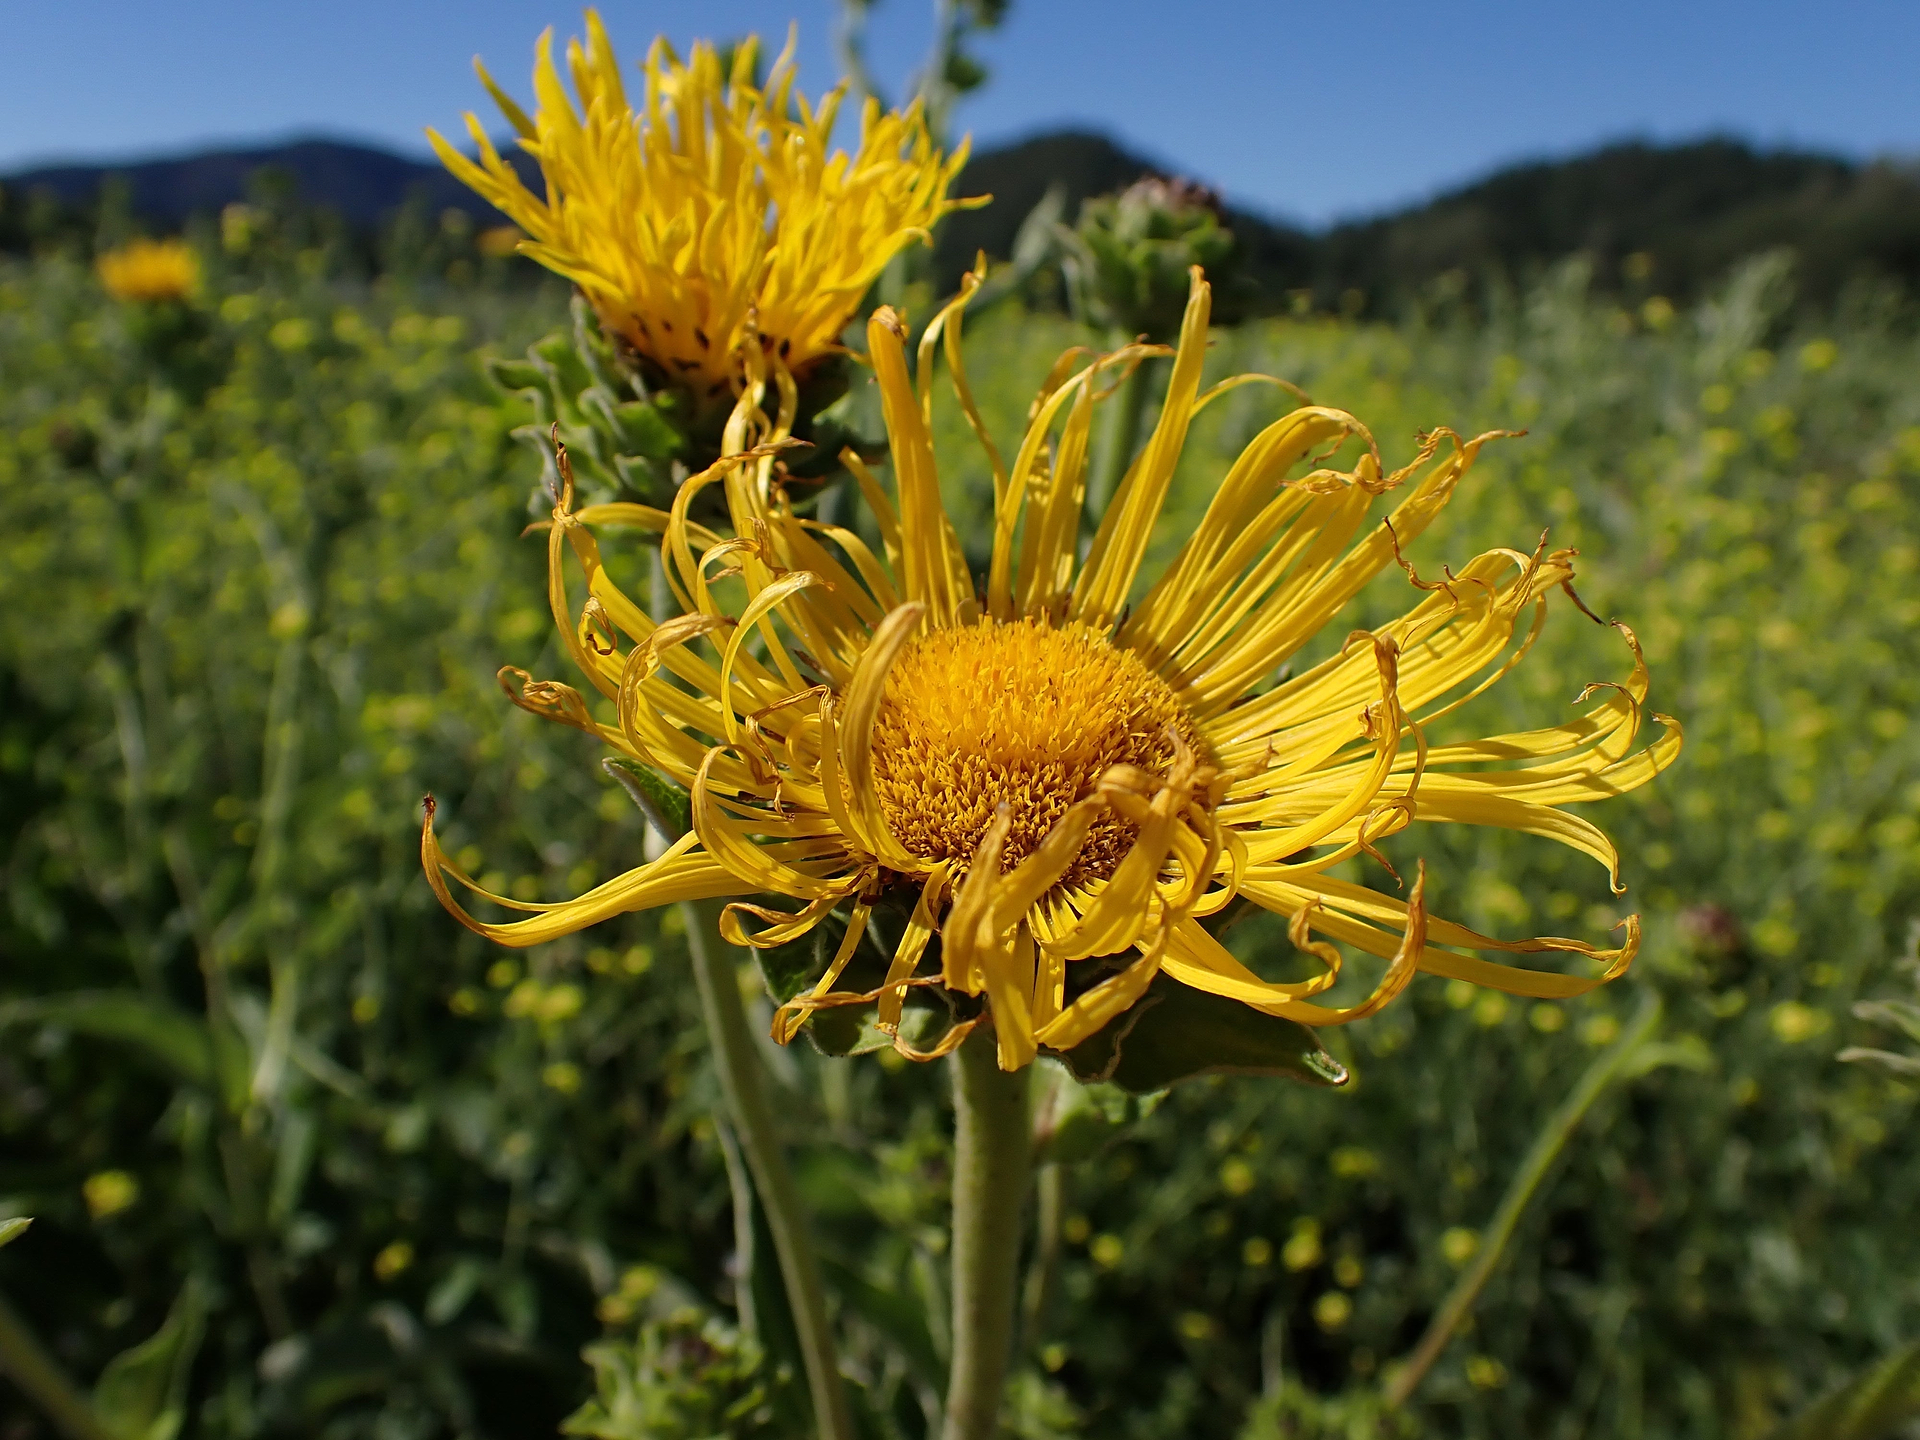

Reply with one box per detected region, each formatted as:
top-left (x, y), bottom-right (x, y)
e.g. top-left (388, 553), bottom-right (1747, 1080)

top-left (943, 1032), bottom-right (1033, 1440)
top-left (0, 1290), bottom-right (118, 1440)
top-left (684, 899), bottom-right (853, 1440)
top-left (1384, 992), bottom-right (1663, 1409)
top-left (1084, 345), bottom-right (1154, 533)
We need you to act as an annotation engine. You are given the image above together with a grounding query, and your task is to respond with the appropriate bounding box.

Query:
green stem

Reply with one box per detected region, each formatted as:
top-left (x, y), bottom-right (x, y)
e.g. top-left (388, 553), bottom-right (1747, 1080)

top-left (1384, 991), bottom-right (1663, 1409)
top-left (684, 899), bottom-right (853, 1440)
top-left (1084, 343), bottom-right (1154, 534)
top-left (0, 1290), bottom-right (118, 1440)
top-left (942, 1031), bottom-right (1033, 1440)
top-left (1018, 1162), bottom-right (1064, 1354)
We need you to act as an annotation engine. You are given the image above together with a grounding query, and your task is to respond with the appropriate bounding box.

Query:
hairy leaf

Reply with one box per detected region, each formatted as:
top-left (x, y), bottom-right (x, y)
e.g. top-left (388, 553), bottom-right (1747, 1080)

top-left (1056, 975), bottom-right (1348, 1093)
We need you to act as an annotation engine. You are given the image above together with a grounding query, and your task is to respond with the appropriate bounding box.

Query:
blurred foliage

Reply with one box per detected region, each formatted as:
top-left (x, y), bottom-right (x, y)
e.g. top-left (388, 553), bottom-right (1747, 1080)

top-left (1, 228), bottom-right (1918, 1440)
top-left (562, 1311), bottom-right (794, 1439)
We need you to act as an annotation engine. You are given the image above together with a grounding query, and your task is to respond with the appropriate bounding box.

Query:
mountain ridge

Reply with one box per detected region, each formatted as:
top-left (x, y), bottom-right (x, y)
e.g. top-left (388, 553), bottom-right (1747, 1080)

top-left (5, 129), bottom-right (1916, 309)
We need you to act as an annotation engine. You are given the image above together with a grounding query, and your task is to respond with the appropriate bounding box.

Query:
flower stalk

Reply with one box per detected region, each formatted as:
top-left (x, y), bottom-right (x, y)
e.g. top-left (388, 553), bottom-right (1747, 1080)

top-left (1384, 990), bottom-right (1665, 1409)
top-left (942, 1030), bottom-right (1034, 1440)
top-left (684, 899), bottom-right (855, 1440)
top-left (1084, 343), bottom-right (1153, 531)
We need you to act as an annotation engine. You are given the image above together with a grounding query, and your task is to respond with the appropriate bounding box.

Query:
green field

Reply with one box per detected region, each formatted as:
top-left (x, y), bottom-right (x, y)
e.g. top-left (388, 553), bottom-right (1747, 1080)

top-left (2, 243), bottom-right (1918, 1440)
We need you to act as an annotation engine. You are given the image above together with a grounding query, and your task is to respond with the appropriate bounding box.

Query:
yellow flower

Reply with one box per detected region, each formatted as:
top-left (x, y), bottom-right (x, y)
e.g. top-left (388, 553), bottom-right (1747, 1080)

top-left (430, 12), bottom-right (970, 404)
top-left (96, 239), bottom-right (199, 303)
top-left (83, 1170), bottom-right (139, 1221)
top-left (373, 1240), bottom-right (414, 1281)
top-left (421, 267), bottom-right (1680, 1071)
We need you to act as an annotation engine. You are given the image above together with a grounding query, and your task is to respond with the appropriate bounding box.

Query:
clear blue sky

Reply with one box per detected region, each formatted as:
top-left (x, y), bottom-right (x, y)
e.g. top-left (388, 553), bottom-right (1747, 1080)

top-left (4, 0), bottom-right (1917, 225)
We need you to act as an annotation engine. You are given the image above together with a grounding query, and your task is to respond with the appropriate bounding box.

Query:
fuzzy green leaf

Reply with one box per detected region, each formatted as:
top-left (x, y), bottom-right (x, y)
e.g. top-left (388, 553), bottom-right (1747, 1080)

top-left (93, 1279), bottom-right (207, 1440)
top-left (607, 398), bottom-right (684, 462)
top-left (1056, 975), bottom-right (1348, 1094)
top-left (602, 757), bottom-right (691, 843)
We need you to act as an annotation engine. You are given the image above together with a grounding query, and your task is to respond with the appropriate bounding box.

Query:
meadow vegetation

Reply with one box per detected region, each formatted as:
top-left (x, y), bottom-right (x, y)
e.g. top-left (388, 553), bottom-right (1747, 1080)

top-left (1, 235), bottom-right (1917, 1439)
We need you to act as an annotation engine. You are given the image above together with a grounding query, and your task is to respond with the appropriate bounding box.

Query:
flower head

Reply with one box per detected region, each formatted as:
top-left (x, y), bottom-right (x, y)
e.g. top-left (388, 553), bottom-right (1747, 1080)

top-left (96, 238), bottom-right (199, 303)
top-left (431, 13), bottom-right (971, 405)
top-left (423, 267), bottom-right (1680, 1071)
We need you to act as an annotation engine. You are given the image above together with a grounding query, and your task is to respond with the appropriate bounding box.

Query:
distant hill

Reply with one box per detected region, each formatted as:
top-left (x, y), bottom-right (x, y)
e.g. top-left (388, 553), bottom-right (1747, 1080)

top-left (1319, 139), bottom-right (1920, 308)
top-left (938, 132), bottom-right (1920, 310)
top-left (928, 130), bottom-right (1318, 310)
top-left (5, 131), bottom-right (1916, 311)
top-left (1, 137), bottom-right (524, 228)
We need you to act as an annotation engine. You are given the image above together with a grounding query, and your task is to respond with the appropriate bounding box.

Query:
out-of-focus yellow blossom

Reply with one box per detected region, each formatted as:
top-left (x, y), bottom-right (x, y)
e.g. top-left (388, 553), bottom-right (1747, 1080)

top-left (96, 239), bottom-right (199, 303)
top-left (373, 1240), bottom-right (414, 1281)
top-left (83, 1170), bottom-right (139, 1220)
top-left (1440, 1227), bottom-right (1480, 1267)
top-left (1284, 1220), bottom-right (1324, 1272)
top-left (431, 12), bottom-right (970, 401)
top-left (1314, 1292), bottom-right (1353, 1331)
top-left (423, 267), bottom-right (1678, 1070)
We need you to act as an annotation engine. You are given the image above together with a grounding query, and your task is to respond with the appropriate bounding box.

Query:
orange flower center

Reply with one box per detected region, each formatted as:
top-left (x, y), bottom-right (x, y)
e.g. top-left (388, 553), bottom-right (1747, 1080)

top-left (869, 618), bottom-right (1204, 886)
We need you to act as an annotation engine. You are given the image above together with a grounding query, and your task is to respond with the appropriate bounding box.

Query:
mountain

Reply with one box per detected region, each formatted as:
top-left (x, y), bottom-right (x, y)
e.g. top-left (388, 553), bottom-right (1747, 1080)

top-left (928, 130), bottom-right (1318, 307)
top-left (1318, 138), bottom-right (1920, 308)
top-left (5, 131), bottom-right (1916, 310)
top-left (1, 137), bottom-right (521, 228)
top-left (936, 132), bottom-right (1920, 309)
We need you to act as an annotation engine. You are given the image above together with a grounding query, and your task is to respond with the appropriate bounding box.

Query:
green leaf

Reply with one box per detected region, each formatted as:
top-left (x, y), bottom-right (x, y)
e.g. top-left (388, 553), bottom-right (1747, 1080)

top-left (754, 926), bottom-right (828, 1008)
top-left (0, 1216), bottom-right (29, 1250)
top-left (602, 757), bottom-right (691, 843)
top-left (607, 398), bottom-right (684, 462)
top-left (1854, 997), bottom-right (1920, 1047)
top-left (0, 992), bottom-right (216, 1093)
top-left (485, 357), bottom-right (549, 395)
top-left (1055, 975), bottom-right (1348, 1094)
top-left (1766, 1336), bottom-right (1920, 1440)
top-left (1037, 1080), bottom-right (1161, 1165)
top-left (93, 1279), bottom-right (207, 1440)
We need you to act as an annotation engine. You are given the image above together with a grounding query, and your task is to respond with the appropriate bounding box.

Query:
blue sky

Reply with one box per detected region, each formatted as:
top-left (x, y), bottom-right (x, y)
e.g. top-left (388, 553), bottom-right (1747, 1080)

top-left (5, 0), bottom-right (1917, 225)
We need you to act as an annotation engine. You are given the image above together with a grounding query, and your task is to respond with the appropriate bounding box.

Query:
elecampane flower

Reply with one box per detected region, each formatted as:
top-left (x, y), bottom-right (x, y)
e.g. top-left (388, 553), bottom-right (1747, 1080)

top-left (96, 239), bottom-right (199, 303)
top-left (422, 268), bottom-right (1681, 1071)
top-left (430, 12), bottom-right (969, 403)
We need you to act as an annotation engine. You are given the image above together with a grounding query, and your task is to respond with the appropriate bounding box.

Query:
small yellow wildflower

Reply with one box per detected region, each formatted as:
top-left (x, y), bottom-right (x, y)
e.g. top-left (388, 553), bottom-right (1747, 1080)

top-left (1329, 1146), bottom-right (1378, 1179)
top-left (1465, 1354), bottom-right (1508, 1389)
top-left (1283, 1220), bottom-right (1323, 1272)
top-left (96, 239), bottom-right (198, 303)
top-left (477, 225), bottom-right (525, 259)
top-left (373, 1241), bottom-right (415, 1281)
top-left (423, 267), bottom-right (1678, 1070)
top-left (1440, 1227), bottom-right (1480, 1268)
top-left (431, 12), bottom-right (970, 403)
top-left (83, 1170), bottom-right (139, 1221)
top-left (1769, 1001), bottom-right (1829, 1044)
top-left (1530, 1002), bottom-right (1567, 1033)
top-left (1799, 339), bottom-right (1838, 373)
top-left (1313, 1292), bottom-right (1353, 1331)
top-left (1177, 1312), bottom-right (1216, 1341)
